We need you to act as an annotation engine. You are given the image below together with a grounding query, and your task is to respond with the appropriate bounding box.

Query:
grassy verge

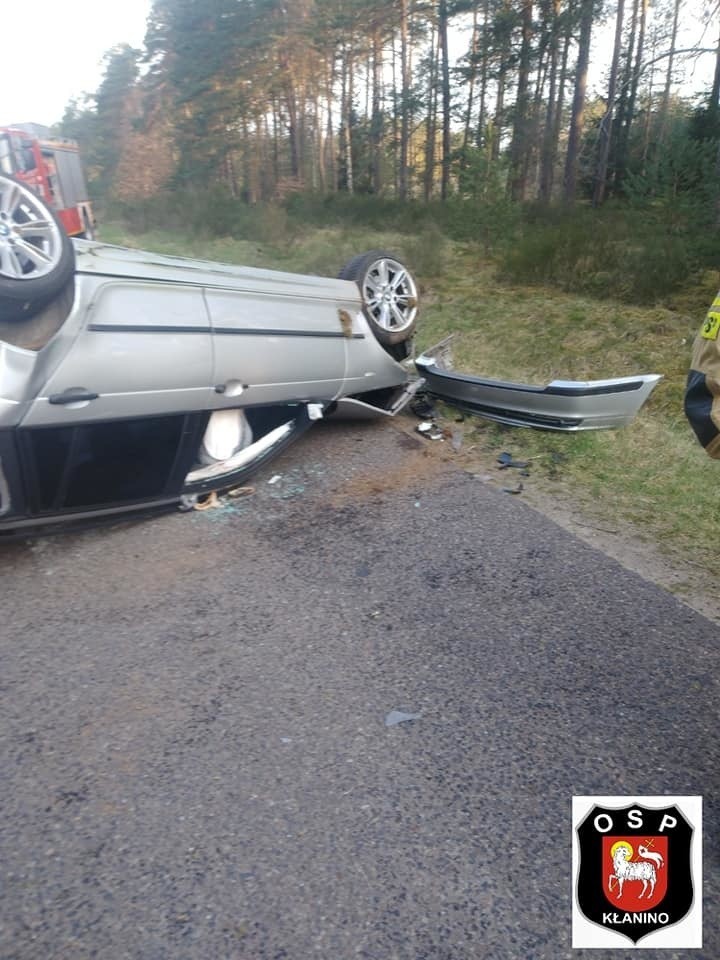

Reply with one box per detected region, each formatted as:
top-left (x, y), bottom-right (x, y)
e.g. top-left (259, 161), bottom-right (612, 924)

top-left (98, 219), bottom-right (450, 281)
top-left (416, 250), bottom-right (718, 577)
top-left (98, 221), bottom-right (718, 578)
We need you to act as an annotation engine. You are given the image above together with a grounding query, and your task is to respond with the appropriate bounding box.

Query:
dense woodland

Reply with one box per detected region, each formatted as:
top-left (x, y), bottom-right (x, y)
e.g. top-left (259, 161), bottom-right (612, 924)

top-left (59, 0), bottom-right (720, 300)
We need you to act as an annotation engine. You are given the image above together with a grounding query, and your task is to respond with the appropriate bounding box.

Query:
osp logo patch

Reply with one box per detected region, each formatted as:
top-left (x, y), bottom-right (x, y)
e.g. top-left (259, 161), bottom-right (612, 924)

top-left (572, 796), bottom-right (702, 948)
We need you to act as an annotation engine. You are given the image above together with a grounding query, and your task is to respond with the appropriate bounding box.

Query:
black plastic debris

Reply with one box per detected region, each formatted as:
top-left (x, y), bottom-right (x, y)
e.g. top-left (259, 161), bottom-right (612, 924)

top-left (410, 394), bottom-right (438, 419)
top-left (497, 451), bottom-right (530, 470)
top-left (385, 710), bottom-right (421, 727)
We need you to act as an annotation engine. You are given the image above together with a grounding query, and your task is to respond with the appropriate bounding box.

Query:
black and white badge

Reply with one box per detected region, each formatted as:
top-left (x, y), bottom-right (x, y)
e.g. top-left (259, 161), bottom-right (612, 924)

top-left (572, 796), bottom-right (702, 948)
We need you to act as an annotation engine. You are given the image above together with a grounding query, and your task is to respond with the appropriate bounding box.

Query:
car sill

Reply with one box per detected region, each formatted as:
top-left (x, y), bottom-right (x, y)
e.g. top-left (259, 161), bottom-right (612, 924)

top-left (185, 421), bottom-right (294, 484)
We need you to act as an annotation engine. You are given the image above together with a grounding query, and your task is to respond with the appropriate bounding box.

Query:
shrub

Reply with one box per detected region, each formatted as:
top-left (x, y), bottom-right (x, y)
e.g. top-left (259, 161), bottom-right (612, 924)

top-left (403, 221), bottom-right (448, 277)
top-left (108, 188), bottom-right (302, 244)
top-left (499, 205), bottom-right (699, 304)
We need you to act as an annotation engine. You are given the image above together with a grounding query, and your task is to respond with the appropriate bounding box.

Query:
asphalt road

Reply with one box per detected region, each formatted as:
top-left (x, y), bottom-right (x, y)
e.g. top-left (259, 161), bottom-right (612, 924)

top-left (1, 418), bottom-right (717, 960)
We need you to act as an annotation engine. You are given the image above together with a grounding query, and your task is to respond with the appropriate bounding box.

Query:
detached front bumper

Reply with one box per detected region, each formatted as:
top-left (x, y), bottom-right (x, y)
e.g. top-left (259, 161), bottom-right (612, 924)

top-left (415, 349), bottom-right (661, 431)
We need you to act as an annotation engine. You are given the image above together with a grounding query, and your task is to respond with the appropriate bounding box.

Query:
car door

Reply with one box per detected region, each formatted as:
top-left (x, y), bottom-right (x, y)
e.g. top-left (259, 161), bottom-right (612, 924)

top-left (16, 281), bottom-right (214, 514)
top-left (204, 279), bottom-right (348, 407)
top-left (21, 281), bottom-right (214, 426)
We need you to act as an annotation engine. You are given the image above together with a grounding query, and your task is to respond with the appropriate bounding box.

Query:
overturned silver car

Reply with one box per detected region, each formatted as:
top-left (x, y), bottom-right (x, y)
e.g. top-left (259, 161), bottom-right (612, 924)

top-left (0, 173), bottom-right (422, 532)
top-left (0, 172), bottom-right (660, 533)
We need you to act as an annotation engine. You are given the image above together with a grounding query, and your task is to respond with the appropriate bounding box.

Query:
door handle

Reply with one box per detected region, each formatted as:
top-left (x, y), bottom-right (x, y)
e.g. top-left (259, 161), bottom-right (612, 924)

top-left (215, 380), bottom-right (246, 398)
top-left (48, 388), bottom-right (100, 405)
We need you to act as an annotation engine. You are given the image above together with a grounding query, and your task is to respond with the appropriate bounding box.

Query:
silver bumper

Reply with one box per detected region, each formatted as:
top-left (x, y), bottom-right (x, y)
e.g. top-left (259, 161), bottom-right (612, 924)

top-left (415, 347), bottom-right (661, 431)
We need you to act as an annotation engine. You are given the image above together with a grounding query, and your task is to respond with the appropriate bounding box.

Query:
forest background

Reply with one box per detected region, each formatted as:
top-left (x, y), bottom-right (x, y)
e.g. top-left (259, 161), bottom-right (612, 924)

top-left (54, 0), bottom-right (720, 586)
top-left (57, 0), bottom-right (720, 306)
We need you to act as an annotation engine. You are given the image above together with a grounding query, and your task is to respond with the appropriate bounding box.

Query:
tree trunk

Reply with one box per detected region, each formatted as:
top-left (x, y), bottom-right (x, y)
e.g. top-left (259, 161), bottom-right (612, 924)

top-left (347, 48), bottom-right (354, 193)
top-left (710, 28), bottom-right (720, 225)
top-left (224, 152), bottom-right (239, 198)
top-left (615, 0), bottom-right (652, 194)
top-left (326, 58), bottom-right (336, 192)
top-left (241, 116), bottom-right (252, 201)
top-left (613, 0), bottom-right (639, 191)
top-left (563, 0), bottom-right (594, 203)
top-left (711, 24), bottom-right (720, 118)
top-left (544, 1), bottom-right (573, 199)
top-left (340, 47), bottom-right (354, 192)
top-left (371, 29), bottom-right (384, 193)
top-left (538, 0), bottom-right (561, 202)
top-left (438, 0), bottom-right (451, 200)
top-left (641, 33), bottom-right (658, 170)
top-left (262, 115), bottom-right (272, 199)
top-left (315, 95), bottom-right (324, 191)
top-left (285, 82), bottom-right (300, 180)
top-left (391, 36), bottom-right (400, 195)
top-left (491, 0), bottom-right (513, 165)
top-left (476, 0), bottom-right (489, 147)
top-left (528, 16), bottom-right (550, 196)
top-left (659, 0), bottom-right (682, 143)
top-left (462, 2), bottom-right (480, 162)
top-left (631, 0), bottom-right (649, 128)
top-left (271, 96), bottom-right (281, 189)
top-left (592, 0), bottom-right (624, 205)
top-left (340, 52), bottom-right (348, 190)
top-left (251, 116), bottom-right (262, 203)
top-left (298, 77), bottom-right (307, 185)
top-left (399, 0), bottom-right (411, 199)
top-left (508, 0), bottom-right (535, 200)
top-left (493, 65), bottom-right (506, 162)
top-left (424, 26), bottom-right (438, 201)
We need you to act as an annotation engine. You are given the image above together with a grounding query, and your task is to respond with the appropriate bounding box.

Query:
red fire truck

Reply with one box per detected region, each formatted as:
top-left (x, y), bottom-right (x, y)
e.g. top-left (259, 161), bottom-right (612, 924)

top-left (0, 126), bottom-right (95, 239)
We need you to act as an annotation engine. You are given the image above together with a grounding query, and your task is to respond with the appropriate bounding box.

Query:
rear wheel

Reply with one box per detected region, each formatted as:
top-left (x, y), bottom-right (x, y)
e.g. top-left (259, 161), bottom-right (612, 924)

top-left (0, 174), bottom-right (75, 322)
top-left (339, 250), bottom-right (418, 346)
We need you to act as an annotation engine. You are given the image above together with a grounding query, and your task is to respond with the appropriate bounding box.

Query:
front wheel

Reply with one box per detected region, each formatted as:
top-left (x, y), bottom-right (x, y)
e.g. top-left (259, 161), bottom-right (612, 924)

top-left (0, 173), bottom-right (75, 322)
top-left (339, 250), bottom-right (418, 346)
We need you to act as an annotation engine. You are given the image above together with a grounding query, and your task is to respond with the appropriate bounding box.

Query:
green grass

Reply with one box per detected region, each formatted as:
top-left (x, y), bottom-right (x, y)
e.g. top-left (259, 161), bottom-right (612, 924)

top-left (97, 221), bottom-right (719, 578)
top-left (99, 221), bottom-right (439, 279)
top-left (414, 248), bottom-right (718, 575)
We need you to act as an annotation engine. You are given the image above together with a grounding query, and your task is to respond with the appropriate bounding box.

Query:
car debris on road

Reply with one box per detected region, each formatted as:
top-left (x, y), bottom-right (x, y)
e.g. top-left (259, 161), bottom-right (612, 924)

top-left (385, 710), bottom-right (422, 727)
top-left (415, 343), bottom-right (661, 433)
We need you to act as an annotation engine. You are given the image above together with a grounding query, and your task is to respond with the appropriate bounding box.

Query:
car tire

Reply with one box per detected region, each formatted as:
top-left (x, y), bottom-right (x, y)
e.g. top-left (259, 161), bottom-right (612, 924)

top-left (339, 250), bottom-right (418, 346)
top-left (0, 173), bottom-right (75, 322)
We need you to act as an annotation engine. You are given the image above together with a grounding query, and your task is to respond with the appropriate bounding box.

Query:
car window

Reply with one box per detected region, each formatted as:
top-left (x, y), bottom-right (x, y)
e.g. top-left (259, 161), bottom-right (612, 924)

top-left (22, 414), bottom-right (190, 512)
